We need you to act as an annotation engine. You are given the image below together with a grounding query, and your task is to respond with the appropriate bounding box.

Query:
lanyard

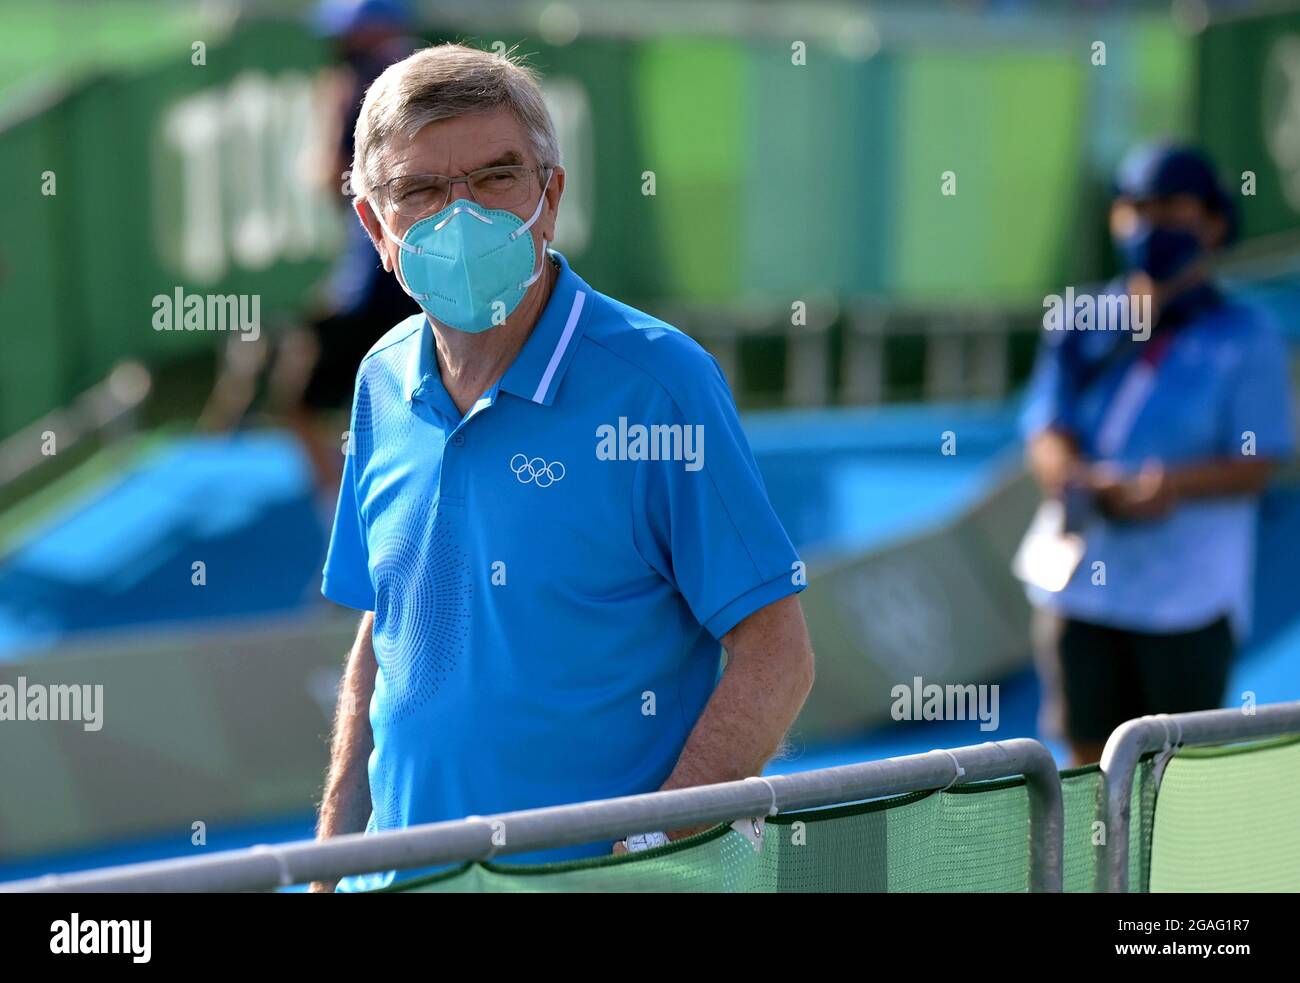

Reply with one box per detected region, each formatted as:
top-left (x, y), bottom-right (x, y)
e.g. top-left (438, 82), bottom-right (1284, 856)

top-left (1092, 330), bottom-right (1179, 459)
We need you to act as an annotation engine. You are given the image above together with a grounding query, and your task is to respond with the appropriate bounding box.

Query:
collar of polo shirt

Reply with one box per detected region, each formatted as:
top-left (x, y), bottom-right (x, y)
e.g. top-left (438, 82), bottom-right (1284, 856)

top-left (402, 251), bottom-right (588, 409)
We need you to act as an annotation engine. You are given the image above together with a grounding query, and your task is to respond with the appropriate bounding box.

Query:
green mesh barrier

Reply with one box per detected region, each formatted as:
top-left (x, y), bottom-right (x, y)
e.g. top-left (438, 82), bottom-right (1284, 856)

top-left (1132, 755), bottom-right (1157, 892)
top-left (383, 760), bottom-right (1160, 893)
top-left (1059, 759), bottom-right (1155, 893)
top-left (1061, 766), bottom-right (1101, 893)
top-left (384, 779), bottom-right (1025, 893)
top-left (1149, 737), bottom-right (1300, 893)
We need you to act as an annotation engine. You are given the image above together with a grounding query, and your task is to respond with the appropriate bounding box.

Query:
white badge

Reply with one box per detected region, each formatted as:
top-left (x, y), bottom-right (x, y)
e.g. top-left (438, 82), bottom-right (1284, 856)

top-left (1012, 498), bottom-right (1086, 593)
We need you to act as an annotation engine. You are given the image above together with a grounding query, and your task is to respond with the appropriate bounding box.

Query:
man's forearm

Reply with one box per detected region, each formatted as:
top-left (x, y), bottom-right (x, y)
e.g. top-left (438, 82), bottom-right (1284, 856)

top-left (317, 612), bottom-right (377, 841)
top-left (659, 596), bottom-right (814, 818)
top-left (661, 658), bottom-right (804, 794)
top-left (1167, 457), bottom-right (1276, 500)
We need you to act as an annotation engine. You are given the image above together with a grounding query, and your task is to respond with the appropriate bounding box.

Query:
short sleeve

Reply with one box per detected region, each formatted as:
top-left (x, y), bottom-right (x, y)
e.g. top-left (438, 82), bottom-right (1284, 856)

top-left (1019, 328), bottom-right (1075, 439)
top-left (1222, 321), bottom-right (1296, 460)
top-left (631, 356), bottom-right (803, 640)
top-left (322, 428), bottom-right (376, 611)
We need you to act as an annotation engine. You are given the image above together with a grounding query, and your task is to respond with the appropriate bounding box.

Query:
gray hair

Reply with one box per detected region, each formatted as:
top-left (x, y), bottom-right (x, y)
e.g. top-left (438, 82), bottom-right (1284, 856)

top-left (351, 43), bottom-right (560, 201)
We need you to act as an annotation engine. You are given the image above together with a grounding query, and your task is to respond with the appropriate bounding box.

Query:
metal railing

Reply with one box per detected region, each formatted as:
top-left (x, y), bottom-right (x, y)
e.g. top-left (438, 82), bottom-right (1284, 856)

top-left (12, 699), bottom-right (1300, 894)
top-left (0, 361), bottom-right (151, 496)
top-left (1098, 700), bottom-right (1300, 893)
top-left (3, 738), bottom-right (1064, 894)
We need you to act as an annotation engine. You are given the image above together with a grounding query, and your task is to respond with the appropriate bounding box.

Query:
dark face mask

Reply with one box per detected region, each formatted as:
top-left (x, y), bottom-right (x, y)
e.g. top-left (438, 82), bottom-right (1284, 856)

top-left (1115, 222), bottom-right (1202, 282)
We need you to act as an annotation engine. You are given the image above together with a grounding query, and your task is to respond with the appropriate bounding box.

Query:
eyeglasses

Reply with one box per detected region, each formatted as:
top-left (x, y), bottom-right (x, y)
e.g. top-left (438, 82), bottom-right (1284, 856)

top-left (377, 165), bottom-right (549, 219)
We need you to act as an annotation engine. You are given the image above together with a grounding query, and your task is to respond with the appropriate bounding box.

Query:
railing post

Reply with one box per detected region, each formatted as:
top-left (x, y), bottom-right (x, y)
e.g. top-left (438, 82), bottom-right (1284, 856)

top-left (842, 306), bottom-right (887, 404)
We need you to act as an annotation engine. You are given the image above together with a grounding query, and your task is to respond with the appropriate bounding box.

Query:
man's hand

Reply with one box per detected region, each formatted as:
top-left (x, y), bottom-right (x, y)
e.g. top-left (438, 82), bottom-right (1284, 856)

top-left (1027, 428), bottom-right (1085, 497)
top-left (645, 594), bottom-right (814, 844)
top-left (611, 829), bottom-right (694, 855)
top-left (1089, 460), bottom-right (1178, 520)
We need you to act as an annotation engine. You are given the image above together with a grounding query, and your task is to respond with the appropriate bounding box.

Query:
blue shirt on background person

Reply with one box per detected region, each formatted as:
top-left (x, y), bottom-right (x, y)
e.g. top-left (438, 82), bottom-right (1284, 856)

top-left (322, 250), bottom-right (804, 891)
top-left (1019, 280), bottom-right (1295, 637)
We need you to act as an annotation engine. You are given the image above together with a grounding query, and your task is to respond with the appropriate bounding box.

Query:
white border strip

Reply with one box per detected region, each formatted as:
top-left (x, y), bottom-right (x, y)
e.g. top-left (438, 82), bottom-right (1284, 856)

top-left (532, 291), bottom-right (586, 403)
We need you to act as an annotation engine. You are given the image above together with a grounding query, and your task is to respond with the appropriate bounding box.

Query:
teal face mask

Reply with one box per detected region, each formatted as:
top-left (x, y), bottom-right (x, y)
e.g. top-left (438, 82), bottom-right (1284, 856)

top-left (374, 170), bottom-right (552, 333)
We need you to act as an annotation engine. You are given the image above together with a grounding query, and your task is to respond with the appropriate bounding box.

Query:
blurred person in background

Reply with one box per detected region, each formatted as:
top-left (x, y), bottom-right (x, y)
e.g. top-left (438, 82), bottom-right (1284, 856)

top-left (201, 0), bottom-right (418, 486)
top-left (1018, 142), bottom-right (1295, 766)
top-left (268, 0), bottom-right (420, 491)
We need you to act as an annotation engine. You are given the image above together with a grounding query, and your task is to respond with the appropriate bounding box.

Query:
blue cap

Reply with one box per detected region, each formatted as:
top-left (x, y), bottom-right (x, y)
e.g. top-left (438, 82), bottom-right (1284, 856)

top-left (312, 0), bottom-right (410, 37)
top-left (1113, 141), bottom-right (1238, 244)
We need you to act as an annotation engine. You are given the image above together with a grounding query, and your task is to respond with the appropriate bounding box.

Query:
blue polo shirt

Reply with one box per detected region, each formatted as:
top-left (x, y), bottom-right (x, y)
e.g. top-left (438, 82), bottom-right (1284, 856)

top-left (322, 251), bottom-right (803, 890)
top-left (1020, 282), bottom-right (1295, 636)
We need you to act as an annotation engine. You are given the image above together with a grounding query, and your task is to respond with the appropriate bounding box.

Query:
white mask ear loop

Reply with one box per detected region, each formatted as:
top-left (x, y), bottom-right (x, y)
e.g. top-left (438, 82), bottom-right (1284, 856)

top-left (368, 201), bottom-right (429, 302)
top-left (512, 168), bottom-right (555, 290)
top-left (371, 202), bottom-right (418, 254)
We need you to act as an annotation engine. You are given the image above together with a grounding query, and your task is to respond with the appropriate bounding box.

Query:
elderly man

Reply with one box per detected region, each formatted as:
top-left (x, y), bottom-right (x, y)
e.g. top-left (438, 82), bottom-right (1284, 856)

top-left (312, 43), bottom-right (814, 892)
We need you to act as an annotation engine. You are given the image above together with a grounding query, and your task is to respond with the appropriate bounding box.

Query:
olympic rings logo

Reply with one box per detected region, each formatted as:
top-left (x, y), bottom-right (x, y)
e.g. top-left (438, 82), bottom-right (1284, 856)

top-left (510, 453), bottom-right (566, 487)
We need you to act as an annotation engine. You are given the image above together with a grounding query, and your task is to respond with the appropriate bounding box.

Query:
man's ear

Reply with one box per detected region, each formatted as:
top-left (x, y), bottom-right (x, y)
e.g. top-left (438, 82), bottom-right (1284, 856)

top-left (354, 197), bottom-right (392, 271)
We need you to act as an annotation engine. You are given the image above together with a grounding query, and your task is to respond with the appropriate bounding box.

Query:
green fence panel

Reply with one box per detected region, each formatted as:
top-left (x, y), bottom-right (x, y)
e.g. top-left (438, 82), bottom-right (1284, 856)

top-left (891, 47), bottom-right (1087, 304)
top-left (0, 108), bottom-right (67, 436)
top-left (2, 13), bottom-right (1218, 440)
top-left (64, 21), bottom-right (336, 394)
top-left (1131, 754), bottom-right (1157, 892)
top-left (386, 779), bottom-right (1038, 894)
top-left (1198, 10), bottom-right (1300, 241)
top-left (0, 0), bottom-right (203, 102)
top-left (739, 42), bottom-right (897, 302)
top-left (1060, 759), bottom-right (1155, 893)
top-left (633, 37), bottom-right (746, 302)
top-left (0, 19), bottom-right (337, 438)
top-left (383, 757), bottom-right (1155, 893)
top-left (1149, 736), bottom-right (1300, 893)
top-left (1062, 766), bottom-right (1101, 893)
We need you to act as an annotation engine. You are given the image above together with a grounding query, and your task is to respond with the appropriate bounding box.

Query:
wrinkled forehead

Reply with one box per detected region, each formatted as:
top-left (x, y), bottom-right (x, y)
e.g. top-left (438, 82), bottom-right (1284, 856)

top-left (383, 107), bottom-right (536, 179)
